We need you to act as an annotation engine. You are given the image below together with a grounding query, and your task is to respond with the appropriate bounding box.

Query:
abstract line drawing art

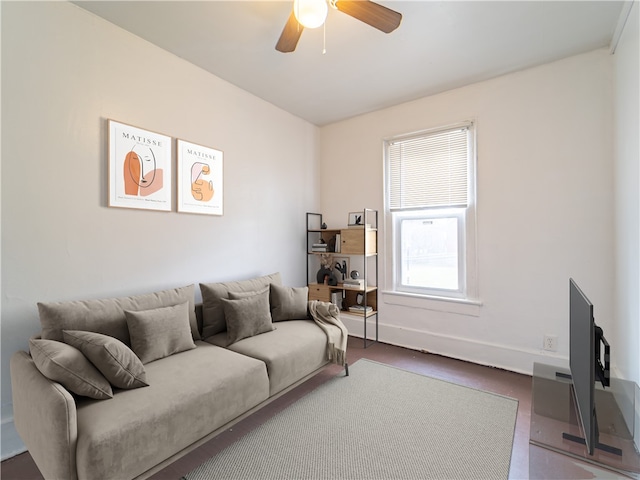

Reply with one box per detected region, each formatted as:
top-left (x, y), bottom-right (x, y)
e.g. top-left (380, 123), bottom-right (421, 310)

top-left (177, 139), bottom-right (223, 216)
top-left (108, 119), bottom-right (172, 211)
top-left (190, 162), bottom-right (214, 202)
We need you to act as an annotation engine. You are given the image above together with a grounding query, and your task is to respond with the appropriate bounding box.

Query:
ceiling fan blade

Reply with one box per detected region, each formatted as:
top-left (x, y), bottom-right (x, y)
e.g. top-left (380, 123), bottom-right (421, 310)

top-left (335, 0), bottom-right (402, 33)
top-left (276, 11), bottom-right (304, 53)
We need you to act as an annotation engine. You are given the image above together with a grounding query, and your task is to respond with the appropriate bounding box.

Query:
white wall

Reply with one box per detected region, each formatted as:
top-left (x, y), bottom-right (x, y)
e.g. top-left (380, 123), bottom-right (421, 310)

top-left (320, 49), bottom-right (616, 375)
top-left (1, 2), bottom-right (319, 459)
top-left (613, 1), bottom-right (640, 386)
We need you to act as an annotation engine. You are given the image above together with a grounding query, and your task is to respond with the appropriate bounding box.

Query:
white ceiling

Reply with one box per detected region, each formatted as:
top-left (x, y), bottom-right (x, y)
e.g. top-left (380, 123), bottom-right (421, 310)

top-left (74, 1), bottom-right (625, 126)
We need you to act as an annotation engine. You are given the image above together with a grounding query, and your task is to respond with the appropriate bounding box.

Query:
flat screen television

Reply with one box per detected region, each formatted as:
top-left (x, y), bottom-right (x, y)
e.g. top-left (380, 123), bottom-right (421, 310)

top-left (566, 278), bottom-right (620, 456)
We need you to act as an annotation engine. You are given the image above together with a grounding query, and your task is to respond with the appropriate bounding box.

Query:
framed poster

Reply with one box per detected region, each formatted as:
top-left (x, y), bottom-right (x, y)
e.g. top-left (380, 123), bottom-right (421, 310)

top-left (176, 139), bottom-right (224, 215)
top-left (108, 119), bottom-right (172, 211)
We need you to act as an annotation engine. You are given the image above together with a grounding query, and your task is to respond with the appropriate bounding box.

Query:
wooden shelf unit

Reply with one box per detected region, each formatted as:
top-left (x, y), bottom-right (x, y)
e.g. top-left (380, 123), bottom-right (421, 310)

top-left (306, 210), bottom-right (379, 347)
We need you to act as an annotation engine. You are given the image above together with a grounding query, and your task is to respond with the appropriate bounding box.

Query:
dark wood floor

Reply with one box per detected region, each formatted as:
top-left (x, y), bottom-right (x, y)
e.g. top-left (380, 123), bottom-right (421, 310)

top-left (0, 337), bottom-right (624, 479)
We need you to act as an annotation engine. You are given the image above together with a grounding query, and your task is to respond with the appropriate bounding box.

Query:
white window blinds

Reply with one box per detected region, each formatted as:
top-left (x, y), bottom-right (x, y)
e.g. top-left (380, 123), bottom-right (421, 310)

top-left (388, 125), bottom-right (470, 210)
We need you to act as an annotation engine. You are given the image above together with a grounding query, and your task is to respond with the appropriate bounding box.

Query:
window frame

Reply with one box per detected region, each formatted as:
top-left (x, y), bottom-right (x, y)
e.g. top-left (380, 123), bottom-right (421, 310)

top-left (384, 121), bottom-right (478, 303)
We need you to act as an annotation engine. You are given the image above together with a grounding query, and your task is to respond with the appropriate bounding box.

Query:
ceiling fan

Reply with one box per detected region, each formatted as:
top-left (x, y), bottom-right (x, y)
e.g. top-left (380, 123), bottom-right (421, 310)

top-left (276, 0), bottom-right (402, 53)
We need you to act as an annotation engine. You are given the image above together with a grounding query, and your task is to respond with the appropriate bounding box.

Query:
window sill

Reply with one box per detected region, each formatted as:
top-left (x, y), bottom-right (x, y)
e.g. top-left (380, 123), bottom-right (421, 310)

top-left (381, 291), bottom-right (482, 317)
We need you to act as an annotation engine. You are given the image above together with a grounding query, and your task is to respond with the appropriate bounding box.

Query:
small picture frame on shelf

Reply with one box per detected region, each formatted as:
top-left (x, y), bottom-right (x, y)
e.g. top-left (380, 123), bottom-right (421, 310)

top-left (348, 212), bottom-right (363, 226)
top-left (332, 256), bottom-right (350, 282)
top-left (348, 211), bottom-right (371, 229)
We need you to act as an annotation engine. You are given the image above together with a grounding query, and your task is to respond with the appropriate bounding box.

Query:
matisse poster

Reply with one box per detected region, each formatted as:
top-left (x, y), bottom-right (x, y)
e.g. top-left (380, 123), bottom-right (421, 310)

top-left (176, 139), bottom-right (224, 215)
top-left (108, 119), bottom-right (172, 211)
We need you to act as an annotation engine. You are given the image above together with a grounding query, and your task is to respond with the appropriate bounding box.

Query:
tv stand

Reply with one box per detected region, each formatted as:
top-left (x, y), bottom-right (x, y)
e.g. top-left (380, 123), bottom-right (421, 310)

top-left (553, 371), bottom-right (623, 456)
top-left (561, 432), bottom-right (623, 457)
top-left (531, 363), bottom-right (639, 478)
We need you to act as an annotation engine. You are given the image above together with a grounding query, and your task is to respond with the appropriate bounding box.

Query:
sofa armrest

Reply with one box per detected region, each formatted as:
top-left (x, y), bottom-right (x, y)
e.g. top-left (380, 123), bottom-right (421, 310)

top-left (10, 350), bottom-right (78, 480)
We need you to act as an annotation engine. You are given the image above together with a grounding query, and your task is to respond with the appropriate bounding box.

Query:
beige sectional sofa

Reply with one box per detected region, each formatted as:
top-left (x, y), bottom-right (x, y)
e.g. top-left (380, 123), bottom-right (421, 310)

top-left (10, 273), bottom-right (336, 480)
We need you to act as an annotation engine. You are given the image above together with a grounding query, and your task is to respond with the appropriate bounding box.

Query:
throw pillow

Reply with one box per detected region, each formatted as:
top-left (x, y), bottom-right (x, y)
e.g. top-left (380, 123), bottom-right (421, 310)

top-left (270, 284), bottom-right (309, 322)
top-left (199, 272), bottom-right (282, 339)
top-left (29, 338), bottom-right (113, 400)
top-left (124, 301), bottom-right (196, 364)
top-left (221, 288), bottom-right (274, 345)
top-left (62, 330), bottom-right (148, 389)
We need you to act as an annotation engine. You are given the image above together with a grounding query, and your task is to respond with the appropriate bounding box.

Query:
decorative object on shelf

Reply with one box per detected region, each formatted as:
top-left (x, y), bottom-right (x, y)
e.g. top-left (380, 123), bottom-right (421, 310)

top-left (108, 119), bottom-right (172, 211)
top-left (348, 212), bottom-right (363, 227)
top-left (335, 260), bottom-right (348, 281)
top-left (344, 269), bottom-right (363, 289)
top-left (348, 211), bottom-right (371, 229)
top-left (330, 292), bottom-right (343, 311)
top-left (176, 139), bottom-right (224, 216)
top-left (317, 253), bottom-right (338, 285)
top-left (327, 234), bottom-right (337, 253)
top-left (321, 222), bottom-right (327, 229)
top-left (316, 267), bottom-right (337, 286)
top-left (320, 253), bottom-right (333, 268)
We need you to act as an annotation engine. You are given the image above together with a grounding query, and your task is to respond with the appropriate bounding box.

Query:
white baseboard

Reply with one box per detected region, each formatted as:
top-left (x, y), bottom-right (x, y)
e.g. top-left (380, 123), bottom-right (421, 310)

top-left (342, 316), bottom-right (567, 376)
top-left (1, 415), bottom-right (26, 461)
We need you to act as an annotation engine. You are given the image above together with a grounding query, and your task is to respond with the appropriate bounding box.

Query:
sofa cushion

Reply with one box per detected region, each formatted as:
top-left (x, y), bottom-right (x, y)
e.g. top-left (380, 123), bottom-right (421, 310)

top-left (125, 302), bottom-right (196, 364)
top-left (222, 288), bottom-right (275, 345)
top-left (205, 320), bottom-right (328, 396)
top-left (62, 330), bottom-right (148, 389)
top-left (29, 338), bottom-right (113, 399)
top-left (199, 272), bottom-right (281, 338)
top-left (74, 342), bottom-right (270, 480)
top-left (270, 284), bottom-right (309, 322)
top-left (38, 284), bottom-right (200, 345)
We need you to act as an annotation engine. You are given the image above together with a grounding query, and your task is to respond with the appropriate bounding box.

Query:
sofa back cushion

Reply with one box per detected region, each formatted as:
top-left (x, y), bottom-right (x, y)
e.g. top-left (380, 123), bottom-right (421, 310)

top-left (38, 284), bottom-right (199, 345)
top-left (199, 273), bottom-right (281, 339)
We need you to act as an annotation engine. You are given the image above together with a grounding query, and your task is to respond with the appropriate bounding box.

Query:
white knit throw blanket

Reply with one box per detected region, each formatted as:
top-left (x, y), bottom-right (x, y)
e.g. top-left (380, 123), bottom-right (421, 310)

top-left (308, 300), bottom-right (348, 366)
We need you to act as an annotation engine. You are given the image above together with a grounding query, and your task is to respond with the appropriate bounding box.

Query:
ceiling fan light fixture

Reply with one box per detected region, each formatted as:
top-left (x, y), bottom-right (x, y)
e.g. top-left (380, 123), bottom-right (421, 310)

top-left (293, 0), bottom-right (328, 29)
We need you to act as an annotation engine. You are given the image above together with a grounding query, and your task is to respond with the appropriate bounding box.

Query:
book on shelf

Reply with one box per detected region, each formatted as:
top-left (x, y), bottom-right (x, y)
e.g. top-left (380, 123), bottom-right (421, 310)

top-left (311, 243), bottom-right (328, 252)
top-left (348, 305), bottom-right (373, 313)
top-left (342, 279), bottom-right (365, 289)
top-left (335, 234), bottom-right (341, 252)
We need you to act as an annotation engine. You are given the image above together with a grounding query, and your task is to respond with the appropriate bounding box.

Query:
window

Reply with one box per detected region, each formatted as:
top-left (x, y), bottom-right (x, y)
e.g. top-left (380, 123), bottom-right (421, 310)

top-left (385, 122), bottom-right (476, 300)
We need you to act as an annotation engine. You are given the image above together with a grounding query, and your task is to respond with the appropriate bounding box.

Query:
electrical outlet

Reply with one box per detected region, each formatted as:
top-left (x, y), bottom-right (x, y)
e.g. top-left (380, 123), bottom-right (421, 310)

top-left (543, 334), bottom-right (558, 352)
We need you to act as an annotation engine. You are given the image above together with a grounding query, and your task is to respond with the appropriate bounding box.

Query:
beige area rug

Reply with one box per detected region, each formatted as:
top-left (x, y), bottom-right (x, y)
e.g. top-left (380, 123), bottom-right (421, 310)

top-left (184, 359), bottom-right (518, 480)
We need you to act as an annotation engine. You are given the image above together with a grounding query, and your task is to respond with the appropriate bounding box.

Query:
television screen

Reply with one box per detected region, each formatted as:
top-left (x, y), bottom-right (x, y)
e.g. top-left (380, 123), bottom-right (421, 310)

top-left (569, 278), bottom-right (596, 455)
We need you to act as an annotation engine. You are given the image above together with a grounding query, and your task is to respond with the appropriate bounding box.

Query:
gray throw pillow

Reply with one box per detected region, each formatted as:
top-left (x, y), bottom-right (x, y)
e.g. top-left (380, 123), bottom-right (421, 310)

top-left (221, 288), bottom-right (274, 345)
top-left (270, 284), bottom-right (309, 322)
top-left (124, 301), bottom-right (196, 364)
top-left (199, 272), bottom-right (282, 339)
top-left (29, 338), bottom-right (113, 400)
top-left (62, 330), bottom-right (148, 389)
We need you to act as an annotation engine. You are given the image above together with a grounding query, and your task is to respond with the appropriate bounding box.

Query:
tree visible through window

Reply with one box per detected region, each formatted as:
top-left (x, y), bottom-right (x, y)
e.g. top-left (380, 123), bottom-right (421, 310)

top-left (385, 123), bottom-right (476, 299)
